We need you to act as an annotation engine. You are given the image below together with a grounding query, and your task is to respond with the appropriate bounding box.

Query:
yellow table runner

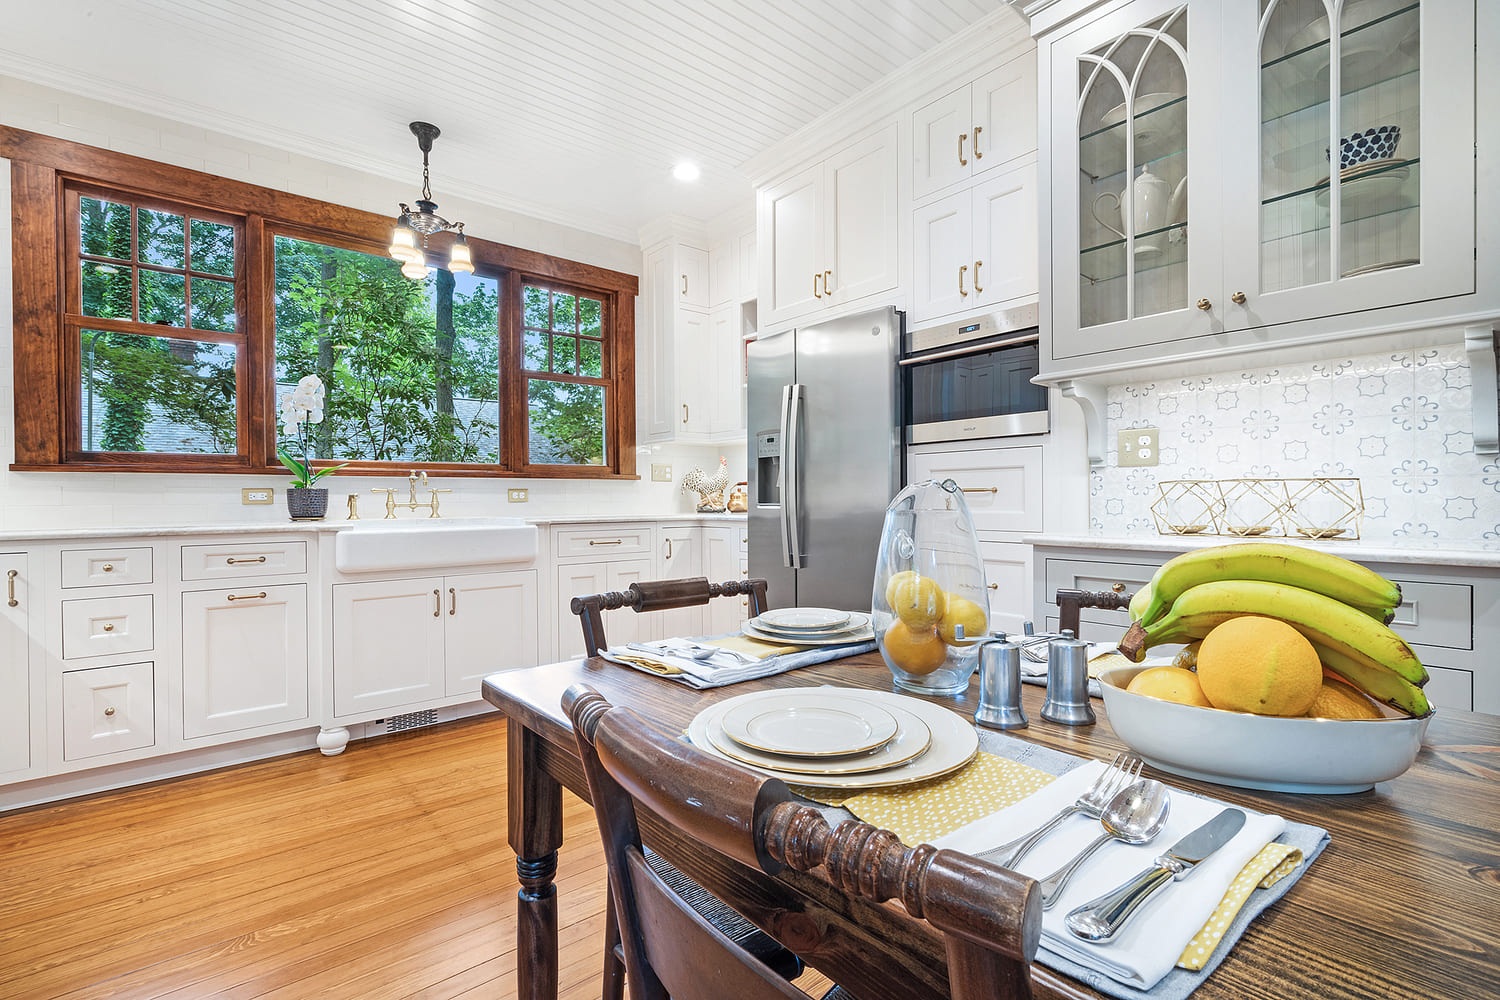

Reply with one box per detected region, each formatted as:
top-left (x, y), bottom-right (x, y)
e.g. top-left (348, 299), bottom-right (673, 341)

top-left (794, 752), bottom-right (1303, 971)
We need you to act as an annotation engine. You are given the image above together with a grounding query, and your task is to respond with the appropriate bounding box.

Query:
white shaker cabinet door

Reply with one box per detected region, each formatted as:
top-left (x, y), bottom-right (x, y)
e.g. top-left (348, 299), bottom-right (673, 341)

top-left (824, 124), bottom-right (899, 307)
top-left (0, 553), bottom-right (30, 775)
top-left (758, 163), bottom-right (824, 327)
top-left (443, 571), bottom-right (539, 698)
top-left (181, 584), bottom-right (309, 739)
top-left (973, 50), bottom-right (1038, 172)
top-left (674, 306), bottom-right (711, 438)
top-left (911, 190), bottom-right (974, 325)
top-left (973, 161), bottom-right (1040, 310)
top-left (657, 527), bottom-right (704, 640)
top-left (912, 85), bottom-right (973, 201)
top-left (556, 558), bottom-right (656, 659)
top-left (332, 577), bottom-right (445, 717)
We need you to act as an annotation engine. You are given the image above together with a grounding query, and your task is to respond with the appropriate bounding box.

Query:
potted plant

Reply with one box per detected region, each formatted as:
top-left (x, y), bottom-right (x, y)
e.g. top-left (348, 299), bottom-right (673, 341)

top-left (277, 375), bottom-right (347, 520)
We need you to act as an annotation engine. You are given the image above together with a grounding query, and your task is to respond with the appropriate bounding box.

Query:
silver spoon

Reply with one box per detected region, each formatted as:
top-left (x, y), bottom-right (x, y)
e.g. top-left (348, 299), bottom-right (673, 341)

top-left (681, 642), bottom-right (754, 664)
top-left (1036, 779), bottom-right (1170, 909)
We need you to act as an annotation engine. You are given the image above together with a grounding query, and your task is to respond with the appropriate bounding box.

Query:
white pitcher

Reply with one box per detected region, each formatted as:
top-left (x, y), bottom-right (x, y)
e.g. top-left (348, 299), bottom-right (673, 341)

top-left (1092, 167), bottom-right (1187, 256)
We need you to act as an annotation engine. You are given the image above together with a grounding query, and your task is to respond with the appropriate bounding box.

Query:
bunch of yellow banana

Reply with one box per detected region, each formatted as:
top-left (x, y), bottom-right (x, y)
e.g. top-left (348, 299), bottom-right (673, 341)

top-left (1118, 543), bottom-right (1430, 717)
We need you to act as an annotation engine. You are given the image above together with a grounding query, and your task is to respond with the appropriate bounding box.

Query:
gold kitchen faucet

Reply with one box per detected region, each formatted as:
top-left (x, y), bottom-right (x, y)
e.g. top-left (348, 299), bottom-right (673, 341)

top-left (370, 470), bottom-right (452, 518)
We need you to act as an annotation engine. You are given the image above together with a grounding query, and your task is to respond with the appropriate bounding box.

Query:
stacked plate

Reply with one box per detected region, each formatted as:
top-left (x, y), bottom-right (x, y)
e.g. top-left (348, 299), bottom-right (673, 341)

top-left (688, 686), bottom-right (979, 789)
top-left (742, 607), bottom-right (874, 646)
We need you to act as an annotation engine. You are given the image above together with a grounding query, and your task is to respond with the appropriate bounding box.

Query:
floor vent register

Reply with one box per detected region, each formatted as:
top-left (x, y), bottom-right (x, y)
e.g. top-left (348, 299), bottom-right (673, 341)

top-left (377, 709), bottom-right (440, 734)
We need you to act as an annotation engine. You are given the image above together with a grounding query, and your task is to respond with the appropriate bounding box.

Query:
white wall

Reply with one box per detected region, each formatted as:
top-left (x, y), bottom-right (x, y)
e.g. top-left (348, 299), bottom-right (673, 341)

top-left (0, 74), bottom-right (744, 529)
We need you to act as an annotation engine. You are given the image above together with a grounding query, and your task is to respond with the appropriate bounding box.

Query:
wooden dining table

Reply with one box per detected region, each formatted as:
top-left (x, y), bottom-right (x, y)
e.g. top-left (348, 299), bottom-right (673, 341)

top-left (482, 650), bottom-right (1500, 1000)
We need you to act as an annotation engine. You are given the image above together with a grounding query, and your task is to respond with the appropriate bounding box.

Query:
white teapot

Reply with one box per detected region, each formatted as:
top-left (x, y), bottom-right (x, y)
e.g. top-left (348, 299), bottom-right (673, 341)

top-left (1092, 167), bottom-right (1187, 256)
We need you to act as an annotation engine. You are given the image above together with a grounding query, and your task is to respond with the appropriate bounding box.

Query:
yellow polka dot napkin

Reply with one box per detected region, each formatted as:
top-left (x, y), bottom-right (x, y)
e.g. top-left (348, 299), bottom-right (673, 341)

top-left (1176, 841), bottom-right (1303, 970)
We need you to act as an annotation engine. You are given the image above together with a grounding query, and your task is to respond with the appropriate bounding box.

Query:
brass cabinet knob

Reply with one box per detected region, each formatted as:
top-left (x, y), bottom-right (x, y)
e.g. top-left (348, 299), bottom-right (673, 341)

top-left (104, 706), bottom-right (116, 717)
top-left (1197, 298), bottom-right (1212, 311)
top-left (1112, 582), bottom-right (1126, 593)
top-left (103, 623), bottom-right (115, 632)
top-left (1231, 291), bottom-right (1247, 305)
top-left (102, 563), bottom-right (115, 572)
top-left (988, 583), bottom-right (999, 590)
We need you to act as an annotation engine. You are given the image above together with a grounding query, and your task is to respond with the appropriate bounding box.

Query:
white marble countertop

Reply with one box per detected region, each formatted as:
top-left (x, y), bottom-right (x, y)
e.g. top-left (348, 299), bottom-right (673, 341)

top-left (0, 511), bottom-right (746, 544)
top-left (1029, 533), bottom-right (1500, 569)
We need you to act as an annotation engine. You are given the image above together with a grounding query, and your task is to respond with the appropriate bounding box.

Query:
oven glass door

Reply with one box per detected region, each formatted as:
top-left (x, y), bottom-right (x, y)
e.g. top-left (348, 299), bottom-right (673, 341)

top-left (905, 340), bottom-right (1048, 442)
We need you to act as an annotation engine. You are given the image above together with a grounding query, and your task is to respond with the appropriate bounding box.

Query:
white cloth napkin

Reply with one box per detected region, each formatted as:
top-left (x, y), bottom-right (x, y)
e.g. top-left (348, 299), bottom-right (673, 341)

top-left (601, 636), bottom-right (875, 689)
top-left (933, 760), bottom-right (1285, 991)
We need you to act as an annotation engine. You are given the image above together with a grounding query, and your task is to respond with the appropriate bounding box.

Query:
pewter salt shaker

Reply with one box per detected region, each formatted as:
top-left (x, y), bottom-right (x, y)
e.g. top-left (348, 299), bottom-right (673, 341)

top-left (975, 634), bottom-right (1028, 731)
top-left (1040, 629), bottom-right (1096, 726)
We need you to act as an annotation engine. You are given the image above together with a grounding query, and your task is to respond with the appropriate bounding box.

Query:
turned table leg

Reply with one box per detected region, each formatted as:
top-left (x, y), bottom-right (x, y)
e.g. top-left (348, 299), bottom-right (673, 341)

top-left (510, 721), bottom-right (564, 1000)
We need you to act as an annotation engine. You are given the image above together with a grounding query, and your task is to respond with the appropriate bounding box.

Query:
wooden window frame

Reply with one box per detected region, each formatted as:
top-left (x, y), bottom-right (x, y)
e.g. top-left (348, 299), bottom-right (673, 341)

top-left (4, 125), bottom-right (638, 480)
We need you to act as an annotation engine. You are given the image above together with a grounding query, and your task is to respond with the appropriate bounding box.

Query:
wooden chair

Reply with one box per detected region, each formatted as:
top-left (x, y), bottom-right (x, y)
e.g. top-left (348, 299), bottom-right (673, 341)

top-left (1053, 586), bottom-right (1134, 639)
top-left (564, 683), bottom-right (1042, 1000)
top-left (571, 576), bottom-right (770, 657)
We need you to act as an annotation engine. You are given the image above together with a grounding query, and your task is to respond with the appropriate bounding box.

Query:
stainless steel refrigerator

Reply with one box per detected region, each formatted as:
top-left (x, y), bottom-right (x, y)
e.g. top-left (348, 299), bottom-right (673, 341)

top-left (746, 306), bottom-right (903, 612)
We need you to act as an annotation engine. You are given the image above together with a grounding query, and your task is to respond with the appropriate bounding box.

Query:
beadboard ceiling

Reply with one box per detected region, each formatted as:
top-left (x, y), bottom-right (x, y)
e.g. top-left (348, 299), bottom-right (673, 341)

top-left (2, 0), bottom-right (1014, 244)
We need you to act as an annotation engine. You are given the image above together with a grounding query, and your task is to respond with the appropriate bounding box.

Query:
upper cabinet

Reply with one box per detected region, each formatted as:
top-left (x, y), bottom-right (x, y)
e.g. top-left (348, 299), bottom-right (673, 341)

top-left (1035, 0), bottom-right (1479, 378)
top-left (757, 123), bottom-right (899, 330)
top-left (912, 51), bottom-right (1039, 200)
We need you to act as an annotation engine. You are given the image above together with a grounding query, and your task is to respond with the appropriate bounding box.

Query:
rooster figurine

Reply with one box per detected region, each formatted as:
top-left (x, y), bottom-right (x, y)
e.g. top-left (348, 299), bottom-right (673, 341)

top-left (681, 456), bottom-right (730, 512)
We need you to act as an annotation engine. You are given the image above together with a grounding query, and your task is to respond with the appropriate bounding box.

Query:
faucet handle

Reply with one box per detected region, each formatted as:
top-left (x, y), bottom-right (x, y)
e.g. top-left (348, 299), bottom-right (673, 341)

top-left (426, 488), bottom-right (452, 518)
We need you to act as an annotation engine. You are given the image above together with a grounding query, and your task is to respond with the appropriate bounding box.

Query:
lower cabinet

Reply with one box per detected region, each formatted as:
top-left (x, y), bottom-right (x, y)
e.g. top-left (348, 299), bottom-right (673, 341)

top-left (332, 570), bottom-right (539, 718)
top-left (657, 523), bottom-right (704, 639)
top-left (180, 584), bottom-right (309, 739)
top-left (1, 552), bottom-right (31, 776)
top-left (61, 661), bottom-right (155, 761)
top-left (556, 559), bottom-right (653, 658)
top-left (704, 525), bottom-right (750, 635)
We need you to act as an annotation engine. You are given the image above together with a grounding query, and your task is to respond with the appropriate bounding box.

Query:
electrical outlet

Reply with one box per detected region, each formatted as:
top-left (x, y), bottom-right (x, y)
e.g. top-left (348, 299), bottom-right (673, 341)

top-left (1118, 428), bottom-right (1160, 467)
top-left (507, 488), bottom-right (529, 503)
top-left (652, 463), bottom-right (673, 482)
top-left (241, 487), bottom-right (274, 505)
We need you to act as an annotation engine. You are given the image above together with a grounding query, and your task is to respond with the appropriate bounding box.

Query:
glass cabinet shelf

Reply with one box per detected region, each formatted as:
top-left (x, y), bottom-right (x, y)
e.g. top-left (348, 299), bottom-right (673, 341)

top-left (1079, 97), bottom-right (1186, 180)
top-left (1261, 4), bottom-right (1419, 121)
top-left (1082, 221), bottom-right (1187, 259)
top-left (1262, 156), bottom-right (1419, 211)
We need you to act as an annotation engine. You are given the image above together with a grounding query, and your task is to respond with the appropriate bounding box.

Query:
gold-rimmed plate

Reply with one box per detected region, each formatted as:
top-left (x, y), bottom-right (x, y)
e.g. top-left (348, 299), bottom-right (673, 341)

top-left (706, 704), bottom-right (933, 775)
top-left (719, 691), bottom-right (898, 756)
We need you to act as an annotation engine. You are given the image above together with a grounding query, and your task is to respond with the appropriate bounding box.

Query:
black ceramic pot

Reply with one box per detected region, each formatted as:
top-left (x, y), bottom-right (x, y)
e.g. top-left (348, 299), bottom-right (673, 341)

top-left (286, 487), bottom-right (329, 520)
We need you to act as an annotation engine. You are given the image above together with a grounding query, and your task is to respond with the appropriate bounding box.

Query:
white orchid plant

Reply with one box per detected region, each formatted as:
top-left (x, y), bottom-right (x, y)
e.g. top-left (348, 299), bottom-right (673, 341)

top-left (276, 375), bottom-right (348, 488)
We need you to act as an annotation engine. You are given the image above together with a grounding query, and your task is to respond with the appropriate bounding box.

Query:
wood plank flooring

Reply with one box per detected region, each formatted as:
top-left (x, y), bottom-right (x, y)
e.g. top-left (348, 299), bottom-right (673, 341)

top-left (0, 715), bottom-right (831, 1000)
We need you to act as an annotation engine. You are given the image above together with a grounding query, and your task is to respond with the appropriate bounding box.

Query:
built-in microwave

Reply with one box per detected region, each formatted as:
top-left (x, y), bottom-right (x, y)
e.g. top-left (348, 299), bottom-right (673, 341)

top-left (900, 305), bottom-right (1049, 445)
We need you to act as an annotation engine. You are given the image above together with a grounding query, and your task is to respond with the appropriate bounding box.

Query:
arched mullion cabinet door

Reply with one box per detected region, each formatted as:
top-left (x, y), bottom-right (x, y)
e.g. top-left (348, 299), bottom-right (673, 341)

top-left (1226, 0), bottom-right (1472, 330)
top-left (1053, 0), bottom-right (1213, 363)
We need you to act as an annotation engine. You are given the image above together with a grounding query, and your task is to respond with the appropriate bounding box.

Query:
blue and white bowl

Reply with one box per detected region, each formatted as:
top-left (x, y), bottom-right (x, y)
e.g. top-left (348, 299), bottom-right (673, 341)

top-left (1326, 125), bottom-right (1401, 170)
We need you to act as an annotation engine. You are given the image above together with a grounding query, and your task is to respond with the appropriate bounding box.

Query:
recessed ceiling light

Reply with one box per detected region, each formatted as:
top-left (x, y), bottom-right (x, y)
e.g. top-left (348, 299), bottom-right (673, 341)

top-left (672, 161), bottom-right (701, 182)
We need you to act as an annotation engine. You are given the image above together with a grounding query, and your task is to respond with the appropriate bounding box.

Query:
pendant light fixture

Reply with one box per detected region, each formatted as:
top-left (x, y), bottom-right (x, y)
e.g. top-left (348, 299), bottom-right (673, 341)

top-left (387, 121), bottom-right (474, 278)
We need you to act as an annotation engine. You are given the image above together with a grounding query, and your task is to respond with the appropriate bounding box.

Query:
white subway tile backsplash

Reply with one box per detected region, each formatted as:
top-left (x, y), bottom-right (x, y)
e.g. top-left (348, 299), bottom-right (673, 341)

top-left (1093, 343), bottom-right (1500, 549)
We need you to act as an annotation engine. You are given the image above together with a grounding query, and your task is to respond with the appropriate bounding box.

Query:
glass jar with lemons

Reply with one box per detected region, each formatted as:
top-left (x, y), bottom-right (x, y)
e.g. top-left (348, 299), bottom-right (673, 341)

top-left (872, 479), bottom-right (990, 696)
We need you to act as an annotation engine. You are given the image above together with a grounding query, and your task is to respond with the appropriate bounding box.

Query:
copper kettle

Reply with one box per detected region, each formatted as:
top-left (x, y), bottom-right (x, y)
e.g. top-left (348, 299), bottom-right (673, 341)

top-left (727, 482), bottom-right (748, 513)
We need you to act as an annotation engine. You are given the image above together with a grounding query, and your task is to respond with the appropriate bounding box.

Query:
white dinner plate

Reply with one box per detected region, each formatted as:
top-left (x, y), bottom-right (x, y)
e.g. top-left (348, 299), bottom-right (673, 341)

top-left (747, 611), bottom-right (872, 640)
top-left (755, 607), bottom-right (852, 631)
top-left (1098, 91), bottom-right (1182, 130)
top-left (687, 687), bottom-right (979, 790)
top-left (741, 618), bottom-right (874, 646)
top-left (719, 690), bottom-right (898, 756)
top-left (707, 703), bottom-right (933, 775)
top-left (1313, 162), bottom-right (1409, 206)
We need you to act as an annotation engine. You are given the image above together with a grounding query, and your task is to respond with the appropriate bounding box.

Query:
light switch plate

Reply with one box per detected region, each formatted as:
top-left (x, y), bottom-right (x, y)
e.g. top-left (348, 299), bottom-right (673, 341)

top-left (241, 487), bottom-right (274, 504)
top-left (652, 463), bottom-right (673, 482)
top-left (1118, 428), bottom-right (1159, 467)
top-left (507, 489), bottom-right (529, 503)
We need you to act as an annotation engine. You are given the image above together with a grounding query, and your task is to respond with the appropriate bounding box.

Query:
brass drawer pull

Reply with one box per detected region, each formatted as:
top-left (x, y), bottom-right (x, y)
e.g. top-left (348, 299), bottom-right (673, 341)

top-left (973, 259), bottom-right (984, 293)
top-left (959, 263), bottom-right (968, 296)
top-left (6, 569), bottom-right (16, 608)
top-left (449, 587), bottom-right (456, 616)
top-left (958, 131), bottom-right (968, 166)
top-left (589, 539), bottom-right (623, 546)
top-left (433, 588), bottom-right (441, 618)
top-left (227, 592), bottom-right (268, 601)
top-left (813, 273), bottom-right (822, 298)
top-left (226, 556), bottom-right (268, 565)
top-left (972, 125), bottom-right (983, 159)
top-left (962, 487), bottom-right (998, 494)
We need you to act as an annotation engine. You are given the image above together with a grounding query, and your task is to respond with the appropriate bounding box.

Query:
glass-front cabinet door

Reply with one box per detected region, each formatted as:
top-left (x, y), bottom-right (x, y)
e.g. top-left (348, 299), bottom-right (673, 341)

top-left (1220, 0), bottom-right (1473, 329)
top-left (1050, 0), bottom-right (1222, 362)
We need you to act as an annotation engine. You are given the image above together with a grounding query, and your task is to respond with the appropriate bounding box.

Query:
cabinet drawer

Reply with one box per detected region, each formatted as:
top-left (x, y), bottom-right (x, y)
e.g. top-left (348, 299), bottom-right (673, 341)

top-left (1423, 664), bottom-right (1474, 714)
top-left (553, 525), bottom-right (654, 560)
top-left (1042, 557), bottom-right (1154, 628)
top-left (61, 595), bottom-right (155, 659)
top-left (61, 547), bottom-right (153, 588)
top-left (181, 540), bottom-right (308, 581)
top-left (62, 661), bottom-right (155, 760)
top-left (1387, 580), bottom-right (1472, 651)
top-left (907, 447), bottom-right (1043, 534)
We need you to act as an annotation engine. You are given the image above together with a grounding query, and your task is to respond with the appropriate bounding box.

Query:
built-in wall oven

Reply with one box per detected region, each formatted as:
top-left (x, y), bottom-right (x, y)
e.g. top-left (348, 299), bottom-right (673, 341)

top-left (900, 304), bottom-right (1048, 445)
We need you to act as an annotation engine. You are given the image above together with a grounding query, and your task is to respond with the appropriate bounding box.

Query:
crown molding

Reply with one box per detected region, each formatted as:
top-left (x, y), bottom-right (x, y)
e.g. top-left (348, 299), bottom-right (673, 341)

top-left (739, 8), bottom-right (1033, 186)
top-left (1025, 0), bottom-right (1121, 37)
top-left (0, 59), bottom-right (642, 246)
top-left (636, 214), bottom-right (711, 251)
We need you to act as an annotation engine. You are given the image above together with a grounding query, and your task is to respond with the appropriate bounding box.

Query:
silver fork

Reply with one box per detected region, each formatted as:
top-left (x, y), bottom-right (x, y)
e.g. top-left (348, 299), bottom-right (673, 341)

top-left (975, 752), bottom-right (1145, 869)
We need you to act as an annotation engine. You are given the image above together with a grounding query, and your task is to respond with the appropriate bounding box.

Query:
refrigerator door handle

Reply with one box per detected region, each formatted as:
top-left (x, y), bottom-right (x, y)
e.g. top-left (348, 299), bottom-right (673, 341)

top-left (786, 383), bottom-right (805, 567)
top-left (778, 384), bottom-right (794, 568)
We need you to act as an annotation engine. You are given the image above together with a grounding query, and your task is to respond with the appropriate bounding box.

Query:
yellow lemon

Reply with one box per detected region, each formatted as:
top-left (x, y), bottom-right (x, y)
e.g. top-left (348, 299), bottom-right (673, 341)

top-left (1196, 615), bottom-right (1322, 716)
top-left (882, 621), bottom-right (947, 676)
top-left (937, 596), bottom-right (986, 646)
top-left (885, 572), bottom-right (947, 630)
top-left (1305, 676), bottom-right (1383, 720)
top-left (1125, 666), bottom-right (1213, 708)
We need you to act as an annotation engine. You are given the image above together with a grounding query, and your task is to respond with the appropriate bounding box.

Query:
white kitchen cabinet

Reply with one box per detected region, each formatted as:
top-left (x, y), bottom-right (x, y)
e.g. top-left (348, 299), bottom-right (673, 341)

top-left (912, 161), bottom-right (1039, 325)
top-left (1035, 0), bottom-right (1478, 377)
top-left (757, 123), bottom-right (899, 329)
top-left (642, 238), bottom-right (742, 445)
top-left (677, 244), bottom-right (709, 310)
top-left (657, 524), bottom-right (704, 639)
top-left (907, 445), bottom-right (1045, 535)
top-left (443, 570), bottom-right (539, 699)
top-left (332, 570), bottom-right (539, 717)
top-left (704, 525), bottom-right (751, 635)
top-left (980, 541), bottom-right (1032, 636)
top-left (61, 661), bottom-right (154, 761)
top-left (180, 583), bottom-right (308, 739)
top-left (912, 50), bottom-right (1038, 200)
top-left (1, 553), bottom-right (32, 776)
top-left (709, 304), bottom-right (746, 438)
top-left (556, 559), bottom-right (653, 658)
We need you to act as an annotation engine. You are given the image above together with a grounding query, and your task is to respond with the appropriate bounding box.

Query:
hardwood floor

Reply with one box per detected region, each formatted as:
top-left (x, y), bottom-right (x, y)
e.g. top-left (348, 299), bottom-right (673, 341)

top-left (0, 716), bottom-right (832, 1000)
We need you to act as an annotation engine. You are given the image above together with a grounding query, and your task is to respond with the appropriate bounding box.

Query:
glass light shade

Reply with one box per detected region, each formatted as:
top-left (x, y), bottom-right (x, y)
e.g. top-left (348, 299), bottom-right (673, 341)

top-left (448, 236), bottom-right (474, 274)
top-left (387, 225), bottom-right (424, 264)
top-left (400, 258), bottom-right (429, 280)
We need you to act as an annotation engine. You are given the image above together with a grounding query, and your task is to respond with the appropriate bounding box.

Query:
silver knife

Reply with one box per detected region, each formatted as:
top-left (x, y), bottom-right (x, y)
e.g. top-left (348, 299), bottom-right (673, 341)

top-left (1064, 808), bottom-right (1247, 943)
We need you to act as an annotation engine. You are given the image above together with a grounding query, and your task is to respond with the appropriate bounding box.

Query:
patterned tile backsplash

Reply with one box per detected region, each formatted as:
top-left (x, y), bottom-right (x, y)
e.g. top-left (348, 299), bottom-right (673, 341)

top-left (1091, 342), bottom-right (1500, 548)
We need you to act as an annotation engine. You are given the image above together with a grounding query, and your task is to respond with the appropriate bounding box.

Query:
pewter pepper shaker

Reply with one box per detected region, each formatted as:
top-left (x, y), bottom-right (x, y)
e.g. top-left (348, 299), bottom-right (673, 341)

top-left (975, 634), bottom-right (1028, 731)
top-left (1040, 629), bottom-right (1096, 726)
